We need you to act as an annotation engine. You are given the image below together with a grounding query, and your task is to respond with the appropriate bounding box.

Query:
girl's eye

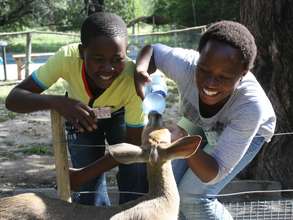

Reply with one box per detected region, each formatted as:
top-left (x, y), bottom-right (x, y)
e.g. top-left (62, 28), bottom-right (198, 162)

top-left (219, 75), bottom-right (232, 81)
top-left (197, 66), bottom-right (209, 75)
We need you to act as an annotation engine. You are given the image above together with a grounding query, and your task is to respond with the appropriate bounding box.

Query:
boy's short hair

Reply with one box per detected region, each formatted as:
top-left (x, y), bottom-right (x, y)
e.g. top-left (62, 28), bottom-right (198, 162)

top-left (81, 12), bottom-right (128, 47)
top-left (198, 20), bottom-right (257, 70)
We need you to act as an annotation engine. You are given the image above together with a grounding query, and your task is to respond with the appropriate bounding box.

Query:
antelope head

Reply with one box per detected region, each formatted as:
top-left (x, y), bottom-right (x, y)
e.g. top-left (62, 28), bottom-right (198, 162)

top-left (109, 112), bottom-right (202, 166)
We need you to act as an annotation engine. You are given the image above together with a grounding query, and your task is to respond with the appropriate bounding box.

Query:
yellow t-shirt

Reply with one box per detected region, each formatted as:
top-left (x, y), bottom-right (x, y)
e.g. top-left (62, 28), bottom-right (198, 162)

top-left (32, 43), bottom-right (145, 127)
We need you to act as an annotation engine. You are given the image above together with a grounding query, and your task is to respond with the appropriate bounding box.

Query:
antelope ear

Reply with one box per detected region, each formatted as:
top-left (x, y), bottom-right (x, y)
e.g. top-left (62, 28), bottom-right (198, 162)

top-left (108, 143), bottom-right (148, 164)
top-left (162, 135), bottom-right (202, 161)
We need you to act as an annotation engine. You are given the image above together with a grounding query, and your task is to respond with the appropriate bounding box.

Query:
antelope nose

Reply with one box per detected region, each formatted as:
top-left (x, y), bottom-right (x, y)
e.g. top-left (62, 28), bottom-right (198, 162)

top-left (149, 146), bottom-right (159, 165)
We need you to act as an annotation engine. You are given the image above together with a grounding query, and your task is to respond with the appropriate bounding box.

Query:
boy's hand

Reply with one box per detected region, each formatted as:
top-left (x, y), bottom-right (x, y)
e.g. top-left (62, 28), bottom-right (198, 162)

top-left (52, 96), bottom-right (97, 132)
top-left (134, 70), bottom-right (151, 100)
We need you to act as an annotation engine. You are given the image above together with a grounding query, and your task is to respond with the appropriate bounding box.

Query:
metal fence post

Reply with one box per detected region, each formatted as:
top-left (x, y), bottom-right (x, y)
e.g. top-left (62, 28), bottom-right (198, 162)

top-left (0, 41), bottom-right (8, 81)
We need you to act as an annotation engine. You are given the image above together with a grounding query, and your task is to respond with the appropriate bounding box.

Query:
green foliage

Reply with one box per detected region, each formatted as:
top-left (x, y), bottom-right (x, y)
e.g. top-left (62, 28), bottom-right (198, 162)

top-left (1, 0), bottom-right (145, 31)
top-left (1, 0), bottom-right (240, 44)
top-left (104, 0), bottom-right (134, 23)
top-left (0, 0), bottom-right (86, 31)
top-left (152, 0), bottom-right (240, 27)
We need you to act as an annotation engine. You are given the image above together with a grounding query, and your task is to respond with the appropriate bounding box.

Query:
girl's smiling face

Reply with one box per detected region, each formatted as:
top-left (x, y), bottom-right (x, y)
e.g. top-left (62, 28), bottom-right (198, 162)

top-left (195, 40), bottom-right (247, 107)
top-left (79, 35), bottom-right (127, 89)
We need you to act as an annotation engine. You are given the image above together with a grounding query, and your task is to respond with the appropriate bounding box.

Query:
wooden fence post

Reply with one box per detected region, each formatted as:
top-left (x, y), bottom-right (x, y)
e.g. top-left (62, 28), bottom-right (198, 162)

top-left (25, 32), bottom-right (32, 78)
top-left (50, 110), bottom-right (72, 202)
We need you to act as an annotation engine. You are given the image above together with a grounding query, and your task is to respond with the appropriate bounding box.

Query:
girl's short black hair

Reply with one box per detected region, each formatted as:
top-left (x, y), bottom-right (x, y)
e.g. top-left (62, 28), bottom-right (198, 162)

top-left (198, 20), bottom-right (257, 70)
top-left (80, 12), bottom-right (128, 47)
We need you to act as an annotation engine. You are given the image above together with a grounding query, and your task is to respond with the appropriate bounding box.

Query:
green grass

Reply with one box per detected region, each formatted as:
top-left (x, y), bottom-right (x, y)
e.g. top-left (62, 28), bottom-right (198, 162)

top-left (0, 84), bottom-right (14, 103)
top-left (5, 33), bottom-right (80, 54)
top-left (18, 145), bottom-right (52, 155)
top-left (4, 25), bottom-right (152, 54)
top-left (0, 79), bottom-right (66, 123)
top-left (3, 24), bottom-right (196, 54)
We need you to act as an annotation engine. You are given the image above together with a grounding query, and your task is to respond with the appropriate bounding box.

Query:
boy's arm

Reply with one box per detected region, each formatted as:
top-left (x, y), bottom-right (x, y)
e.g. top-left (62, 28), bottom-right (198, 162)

top-left (70, 127), bottom-right (143, 190)
top-left (6, 76), bottom-right (51, 112)
top-left (135, 45), bottom-right (157, 99)
top-left (70, 154), bottom-right (118, 190)
top-left (5, 76), bottom-right (97, 132)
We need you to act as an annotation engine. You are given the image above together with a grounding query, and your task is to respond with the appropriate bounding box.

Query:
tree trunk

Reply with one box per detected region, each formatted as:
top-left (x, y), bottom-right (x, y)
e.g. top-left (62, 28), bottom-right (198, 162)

top-left (84, 0), bottom-right (104, 15)
top-left (239, 0), bottom-right (293, 190)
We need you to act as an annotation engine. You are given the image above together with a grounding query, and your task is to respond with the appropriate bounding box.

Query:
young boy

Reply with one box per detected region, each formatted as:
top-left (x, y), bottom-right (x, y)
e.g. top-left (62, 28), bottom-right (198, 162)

top-left (5, 12), bottom-right (148, 206)
top-left (134, 21), bottom-right (276, 219)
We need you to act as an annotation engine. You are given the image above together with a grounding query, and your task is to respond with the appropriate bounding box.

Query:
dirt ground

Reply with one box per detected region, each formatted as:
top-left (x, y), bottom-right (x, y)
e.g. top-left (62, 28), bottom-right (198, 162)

top-left (0, 108), bottom-right (55, 195)
top-left (0, 99), bottom-right (180, 197)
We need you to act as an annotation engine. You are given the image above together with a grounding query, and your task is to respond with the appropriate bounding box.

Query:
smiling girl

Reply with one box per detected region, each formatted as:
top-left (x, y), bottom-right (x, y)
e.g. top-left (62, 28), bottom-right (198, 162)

top-left (135, 20), bottom-right (276, 219)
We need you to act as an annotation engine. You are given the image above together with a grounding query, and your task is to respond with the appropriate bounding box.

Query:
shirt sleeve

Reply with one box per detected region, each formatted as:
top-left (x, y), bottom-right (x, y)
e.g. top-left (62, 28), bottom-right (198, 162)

top-left (31, 48), bottom-right (66, 89)
top-left (208, 103), bottom-right (263, 184)
top-left (152, 43), bottom-right (199, 85)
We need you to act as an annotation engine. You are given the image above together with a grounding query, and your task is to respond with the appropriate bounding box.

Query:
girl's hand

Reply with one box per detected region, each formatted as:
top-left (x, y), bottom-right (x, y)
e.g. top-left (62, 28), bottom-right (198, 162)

top-left (134, 70), bottom-right (151, 100)
top-left (135, 45), bottom-right (154, 99)
top-left (165, 121), bottom-right (188, 142)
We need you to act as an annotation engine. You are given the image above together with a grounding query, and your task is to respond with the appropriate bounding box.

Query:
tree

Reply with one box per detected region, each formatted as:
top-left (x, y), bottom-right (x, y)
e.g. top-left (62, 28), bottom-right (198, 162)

top-left (0, 0), bottom-right (47, 29)
top-left (0, 0), bottom-right (142, 31)
top-left (239, 0), bottom-right (293, 189)
top-left (151, 0), bottom-right (240, 27)
top-left (84, 0), bottom-right (104, 15)
top-left (0, 0), bottom-right (86, 31)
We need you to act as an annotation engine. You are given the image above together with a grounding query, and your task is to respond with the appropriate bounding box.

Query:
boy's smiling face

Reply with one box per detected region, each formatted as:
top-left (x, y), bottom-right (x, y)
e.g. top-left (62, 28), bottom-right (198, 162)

top-left (79, 35), bottom-right (127, 89)
top-left (195, 40), bottom-right (247, 107)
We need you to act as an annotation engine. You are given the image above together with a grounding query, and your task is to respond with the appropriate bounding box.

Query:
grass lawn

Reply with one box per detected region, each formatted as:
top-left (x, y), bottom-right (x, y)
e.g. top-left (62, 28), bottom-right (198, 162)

top-left (0, 79), bottom-right (67, 104)
top-left (5, 33), bottom-right (80, 54)
top-left (0, 79), bottom-right (67, 122)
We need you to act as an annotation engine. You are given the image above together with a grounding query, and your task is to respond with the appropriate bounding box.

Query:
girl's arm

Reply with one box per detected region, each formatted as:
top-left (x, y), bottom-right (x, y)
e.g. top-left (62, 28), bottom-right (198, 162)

top-left (135, 45), bottom-right (157, 99)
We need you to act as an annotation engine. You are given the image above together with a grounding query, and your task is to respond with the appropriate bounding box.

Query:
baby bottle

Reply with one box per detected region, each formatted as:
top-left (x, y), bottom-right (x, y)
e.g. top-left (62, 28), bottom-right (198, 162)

top-left (142, 73), bottom-right (168, 114)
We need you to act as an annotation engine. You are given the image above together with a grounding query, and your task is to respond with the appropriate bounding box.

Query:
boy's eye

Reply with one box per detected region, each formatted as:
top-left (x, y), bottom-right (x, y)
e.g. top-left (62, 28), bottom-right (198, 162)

top-left (112, 57), bottom-right (125, 64)
top-left (93, 57), bottom-right (105, 63)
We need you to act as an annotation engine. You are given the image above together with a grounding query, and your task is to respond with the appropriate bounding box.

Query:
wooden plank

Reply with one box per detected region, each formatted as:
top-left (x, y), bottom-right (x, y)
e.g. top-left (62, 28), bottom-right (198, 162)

top-left (25, 33), bottom-right (32, 78)
top-left (13, 52), bottom-right (55, 58)
top-left (50, 110), bottom-right (72, 202)
top-left (12, 52), bottom-right (55, 80)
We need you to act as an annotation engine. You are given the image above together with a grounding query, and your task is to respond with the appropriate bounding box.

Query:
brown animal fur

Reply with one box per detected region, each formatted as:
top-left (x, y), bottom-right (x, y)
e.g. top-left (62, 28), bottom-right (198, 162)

top-left (0, 113), bottom-right (201, 220)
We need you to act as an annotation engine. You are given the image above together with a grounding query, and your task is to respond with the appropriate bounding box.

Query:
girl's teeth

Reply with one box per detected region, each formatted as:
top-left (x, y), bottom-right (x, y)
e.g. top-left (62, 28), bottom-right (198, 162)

top-left (203, 88), bottom-right (218, 96)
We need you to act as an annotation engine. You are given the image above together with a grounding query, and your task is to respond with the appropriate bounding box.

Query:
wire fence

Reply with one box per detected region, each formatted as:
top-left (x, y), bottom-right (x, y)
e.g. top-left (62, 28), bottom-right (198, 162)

top-left (1, 26), bottom-right (293, 219)
top-left (56, 188), bottom-right (293, 219)
top-left (128, 26), bottom-right (204, 60)
top-left (0, 26), bottom-right (204, 80)
top-left (225, 199), bottom-right (293, 220)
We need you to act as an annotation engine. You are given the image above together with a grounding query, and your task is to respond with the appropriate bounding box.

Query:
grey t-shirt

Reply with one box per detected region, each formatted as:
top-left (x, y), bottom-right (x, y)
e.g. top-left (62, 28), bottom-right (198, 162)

top-left (153, 43), bottom-right (276, 182)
